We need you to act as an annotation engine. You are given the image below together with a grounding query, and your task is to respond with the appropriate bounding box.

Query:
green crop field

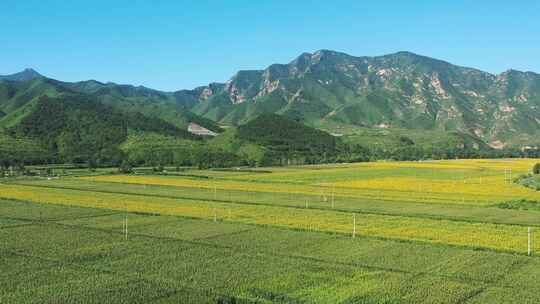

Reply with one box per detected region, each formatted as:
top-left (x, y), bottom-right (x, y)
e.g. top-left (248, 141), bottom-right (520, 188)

top-left (1, 159), bottom-right (540, 303)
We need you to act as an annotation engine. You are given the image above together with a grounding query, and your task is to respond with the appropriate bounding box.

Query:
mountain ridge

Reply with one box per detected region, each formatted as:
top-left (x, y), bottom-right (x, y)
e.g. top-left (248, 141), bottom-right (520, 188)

top-left (2, 50), bottom-right (539, 148)
top-left (0, 68), bottom-right (43, 82)
top-left (175, 50), bottom-right (540, 148)
top-left (0, 77), bottom-right (222, 133)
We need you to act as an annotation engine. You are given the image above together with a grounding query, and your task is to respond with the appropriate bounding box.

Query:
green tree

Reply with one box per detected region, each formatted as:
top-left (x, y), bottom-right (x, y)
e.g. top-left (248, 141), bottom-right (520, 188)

top-left (87, 158), bottom-right (97, 172)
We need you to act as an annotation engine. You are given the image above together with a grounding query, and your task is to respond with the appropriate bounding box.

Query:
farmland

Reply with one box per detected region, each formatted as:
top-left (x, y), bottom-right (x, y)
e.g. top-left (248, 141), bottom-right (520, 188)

top-left (1, 158), bottom-right (540, 303)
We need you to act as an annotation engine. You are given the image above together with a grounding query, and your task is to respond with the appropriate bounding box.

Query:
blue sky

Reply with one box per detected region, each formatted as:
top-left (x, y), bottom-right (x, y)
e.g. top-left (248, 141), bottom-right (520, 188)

top-left (1, 0), bottom-right (538, 91)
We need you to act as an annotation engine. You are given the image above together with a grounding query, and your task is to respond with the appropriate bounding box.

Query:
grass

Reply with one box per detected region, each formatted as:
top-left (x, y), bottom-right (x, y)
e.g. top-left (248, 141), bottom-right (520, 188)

top-left (515, 174), bottom-right (540, 191)
top-left (497, 199), bottom-right (540, 212)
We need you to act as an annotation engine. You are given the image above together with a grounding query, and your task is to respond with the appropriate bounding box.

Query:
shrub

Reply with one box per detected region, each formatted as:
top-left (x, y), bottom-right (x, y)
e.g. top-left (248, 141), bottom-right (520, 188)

top-left (533, 163), bottom-right (540, 174)
top-left (153, 164), bottom-right (165, 172)
top-left (118, 160), bottom-right (133, 174)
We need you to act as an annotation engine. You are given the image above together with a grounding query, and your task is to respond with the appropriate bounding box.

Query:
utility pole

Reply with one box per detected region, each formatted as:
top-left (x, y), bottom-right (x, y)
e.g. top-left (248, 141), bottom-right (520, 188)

top-left (331, 185), bottom-right (335, 209)
top-left (528, 227), bottom-right (532, 256)
top-left (124, 216), bottom-right (128, 241)
top-left (124, 203), bottom-right (128, 241)
top-left (352, 213), bottom-right (356, 238)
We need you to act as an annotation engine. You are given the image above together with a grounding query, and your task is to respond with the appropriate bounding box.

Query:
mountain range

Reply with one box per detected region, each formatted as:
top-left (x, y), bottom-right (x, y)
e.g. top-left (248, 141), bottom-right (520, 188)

top-left (1, 50), bottom-right (539, 167)
top-left (178, 50), bottom-right (540, 148)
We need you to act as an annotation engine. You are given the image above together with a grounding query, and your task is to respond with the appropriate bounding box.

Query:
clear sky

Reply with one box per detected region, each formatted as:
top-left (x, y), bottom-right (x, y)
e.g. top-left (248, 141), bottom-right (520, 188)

top-left (1, 0), bottom-right (538, 91)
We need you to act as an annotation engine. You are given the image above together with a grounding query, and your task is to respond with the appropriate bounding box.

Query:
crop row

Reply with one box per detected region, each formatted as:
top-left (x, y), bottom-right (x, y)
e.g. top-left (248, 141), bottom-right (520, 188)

top-left (79, 173), bottom-right (540, 206)
top-left (15, 179), bottom-right (540, 227)
top-left (1, 184), bottom-right (539, 254)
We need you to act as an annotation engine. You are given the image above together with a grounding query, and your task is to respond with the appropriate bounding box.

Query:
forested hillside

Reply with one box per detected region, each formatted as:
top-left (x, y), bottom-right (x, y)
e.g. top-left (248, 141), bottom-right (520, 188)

top-left (0, 76), bottom-right (227, 168)
top-left (235, 114), bottom-right (341, 165)
top-left (4, 94), bottom-right (195, 165)
top-left (52, 79), bottom-right (223, 132)
top-left (0, 131), bottom-right (50, 166)
top-left (0, 78), bottom-right (222, 132)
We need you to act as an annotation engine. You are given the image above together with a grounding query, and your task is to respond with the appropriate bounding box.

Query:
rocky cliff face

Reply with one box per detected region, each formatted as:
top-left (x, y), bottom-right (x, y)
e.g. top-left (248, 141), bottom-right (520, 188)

top-left (180, 50), bottom-right (540, 147)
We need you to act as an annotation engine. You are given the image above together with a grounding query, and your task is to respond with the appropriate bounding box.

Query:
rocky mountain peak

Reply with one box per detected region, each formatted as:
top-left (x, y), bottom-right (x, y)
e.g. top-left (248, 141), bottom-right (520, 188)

top-left (0, 68), bottom-right (43, 81)
top-left (184, 50), bottom-right (540, 147)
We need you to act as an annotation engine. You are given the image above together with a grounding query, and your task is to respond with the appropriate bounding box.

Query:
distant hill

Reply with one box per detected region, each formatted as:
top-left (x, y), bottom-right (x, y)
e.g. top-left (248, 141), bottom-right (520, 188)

top-left (0, 68), bottom-right (43, 81)
top-left (173, 50), bottom-right (540, 149)
top-left (0, 76), bottom-right (222, 133)
top-left (0, 73), bottom-right (232, 167)
top-left (237, 113), bottom-right (337, 154)
top-left (0, 74), bottom-right (223, 166)
top-left (209, 114), bottom-right (369, 166)
top-left (57, 79), bottom-right (223, 132)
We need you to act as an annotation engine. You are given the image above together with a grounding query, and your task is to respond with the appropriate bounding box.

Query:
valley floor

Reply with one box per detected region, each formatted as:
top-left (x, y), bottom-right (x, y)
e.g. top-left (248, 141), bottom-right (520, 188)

top-left (1, 159), bottom-right (540, 303)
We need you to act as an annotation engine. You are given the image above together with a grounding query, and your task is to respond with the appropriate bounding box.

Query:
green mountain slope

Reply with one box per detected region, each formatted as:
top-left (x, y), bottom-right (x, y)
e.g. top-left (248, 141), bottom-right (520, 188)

top-left (54, 79), bottom-right (223, 132)
top-left (0, 74), bottom-right (227, 167)
top-left (177, 50), bottom-right (540, 148)
top-left (0, 77), bottom-right (222, 133)
top-left (120, 132), bottom-right (240, 168)
top-left (0, 78), bottom-right (65, 114)
top-left (0, 130), bottom-right (50, 165)
top-left (3, 93), bottom-right (196, 164)
top-left (339, 127), bottom-right (490, 159)
top-left (209, 114), bottom-right (368, 166)
top-left (236, 113), bottom-right (337, 153)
